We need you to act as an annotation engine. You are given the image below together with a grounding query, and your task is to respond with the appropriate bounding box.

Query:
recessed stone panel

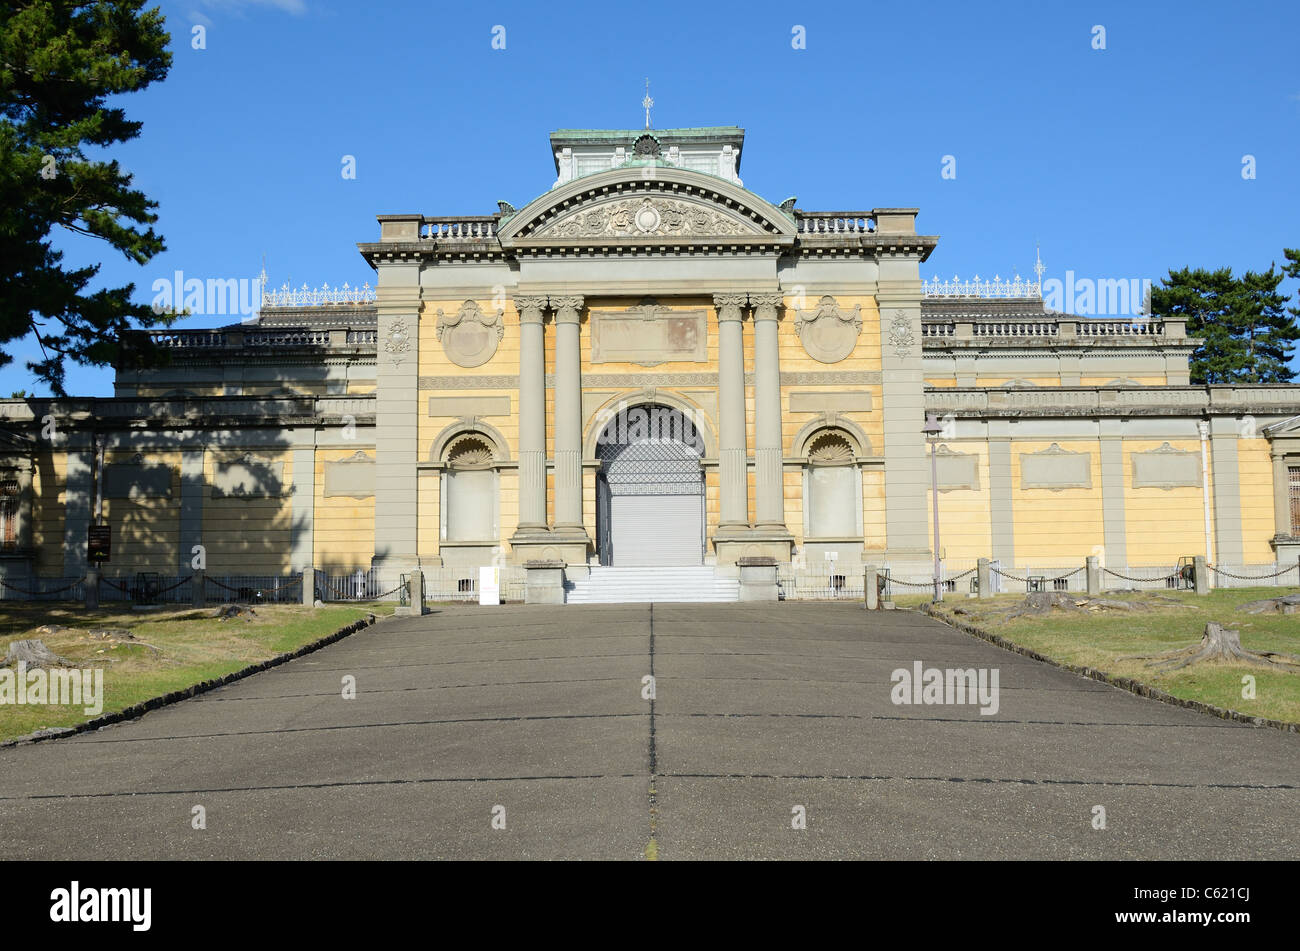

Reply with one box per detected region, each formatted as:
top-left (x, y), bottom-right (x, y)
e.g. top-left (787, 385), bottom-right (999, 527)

top-left (591, 301), bottom-right (707, 366)
top-left (1019, 443), bottom-right (1092, 491)
top-left (104, 462), bottom-right (173, 499)
top-left (428, 396), bottom-right (512, 418)
top-left (789, 391), bottom-right (873, 414)
top-left (324, 451), bottom-right (376, 499)
top-left (212, 455), bottom-right (285, 498)
top-left (1132, 442), bottom-right (1201, 489)
top-left (933, 446), bottom-right (979, 491)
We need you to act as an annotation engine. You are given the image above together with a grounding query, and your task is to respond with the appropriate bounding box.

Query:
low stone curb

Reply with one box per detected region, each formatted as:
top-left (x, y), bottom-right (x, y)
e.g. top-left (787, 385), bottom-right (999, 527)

top-left (1, 612), bottom-right (382, 749)
top-left (922, 604), bottom-right (1300, 735)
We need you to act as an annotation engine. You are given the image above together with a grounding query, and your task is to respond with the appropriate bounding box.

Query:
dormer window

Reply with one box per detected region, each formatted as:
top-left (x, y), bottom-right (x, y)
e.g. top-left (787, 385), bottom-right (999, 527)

top-left (632, 134), bottom-right (660, 157)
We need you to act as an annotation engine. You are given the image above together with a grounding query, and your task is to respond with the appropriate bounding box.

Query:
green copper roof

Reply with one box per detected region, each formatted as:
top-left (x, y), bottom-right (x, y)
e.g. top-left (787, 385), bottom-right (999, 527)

top-left (550, 126), bottom-right (743, 137)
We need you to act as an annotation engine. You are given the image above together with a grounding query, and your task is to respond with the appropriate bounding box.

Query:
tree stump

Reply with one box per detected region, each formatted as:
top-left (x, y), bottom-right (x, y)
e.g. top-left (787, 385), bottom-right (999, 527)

top-left (3, 639), bottom-right (73, 668)
top-left (1125, 623), bottom-right (1300, 672)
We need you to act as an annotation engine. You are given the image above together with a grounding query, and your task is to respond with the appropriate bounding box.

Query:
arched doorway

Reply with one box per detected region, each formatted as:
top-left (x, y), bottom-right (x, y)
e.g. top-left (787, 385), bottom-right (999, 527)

top-left (595, 404), bottom-right (705, 566)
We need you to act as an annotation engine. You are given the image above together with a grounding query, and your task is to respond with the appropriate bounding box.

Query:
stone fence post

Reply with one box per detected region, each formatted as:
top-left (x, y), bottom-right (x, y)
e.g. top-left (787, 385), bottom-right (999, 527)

top-left (192, 568), bottom-right (206, 608)
top-left (1086, 556), bottom-right (1101, 597)
top-left (302, 567), bottom-right (316, 606)
top-left (864, 565), bottom-right (879, 610)
top-left (977, 558), bottom-right (991, 600)
top-left (84, 566), bottom-right (99, 610)
top-left (1193, 555), bottom-right (1210, 596)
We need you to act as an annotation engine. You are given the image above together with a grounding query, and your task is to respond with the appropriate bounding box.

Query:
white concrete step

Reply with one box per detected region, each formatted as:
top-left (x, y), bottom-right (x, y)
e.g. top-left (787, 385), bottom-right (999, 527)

top-left (566, 566), bottom-right (739, 604)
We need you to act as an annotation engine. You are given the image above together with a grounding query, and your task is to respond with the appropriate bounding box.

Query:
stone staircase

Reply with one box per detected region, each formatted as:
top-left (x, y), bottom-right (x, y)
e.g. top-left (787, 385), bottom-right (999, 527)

top-left (564, 566), bottom-right (740, 604)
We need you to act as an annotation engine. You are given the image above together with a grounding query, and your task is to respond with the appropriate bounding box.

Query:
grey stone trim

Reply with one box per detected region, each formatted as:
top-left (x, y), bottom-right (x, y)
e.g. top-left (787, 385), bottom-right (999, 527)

top-left (1099, 427), bottom-right (1127, 569)
top-left (1210, 422), bottom-right (1244, 565)
top-left (291, 448), bottom-right (316, 570)
top-left (988, 437), bottom-right (1015, 565)
top-left (178, 449), bottom-right (205, 573)
top-left (927, 384), bottom-right (1300, 418)
top-left (62, 450), bottom-right (93, 576)
top-left (417, 370), bottom-right (883, 389)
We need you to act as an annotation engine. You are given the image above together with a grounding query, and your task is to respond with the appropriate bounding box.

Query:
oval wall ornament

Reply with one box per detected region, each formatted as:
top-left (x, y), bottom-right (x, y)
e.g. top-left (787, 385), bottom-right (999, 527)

top-left (794, 295), bottom-right (862, 364)
top-left (436, 300), bottom-right (505, 368)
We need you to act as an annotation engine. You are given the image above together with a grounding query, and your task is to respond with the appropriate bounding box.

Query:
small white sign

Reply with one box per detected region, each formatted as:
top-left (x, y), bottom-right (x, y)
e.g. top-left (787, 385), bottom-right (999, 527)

top-left (824, 551), bottom-right (839, 561)
top-left (479, 566), bottom-right (500, 606)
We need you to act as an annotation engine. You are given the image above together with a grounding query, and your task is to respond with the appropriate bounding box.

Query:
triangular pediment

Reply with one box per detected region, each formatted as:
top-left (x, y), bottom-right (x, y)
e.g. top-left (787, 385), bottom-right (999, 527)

top-left (498, 167), bottom-right (795, 246)
top-left (1264, 414), bottom-right (1300, 437)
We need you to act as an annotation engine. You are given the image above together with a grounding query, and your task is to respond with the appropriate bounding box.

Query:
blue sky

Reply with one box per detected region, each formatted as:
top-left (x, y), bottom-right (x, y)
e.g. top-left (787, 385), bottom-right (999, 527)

top-left (6, 0), bottom-right (1299, 396)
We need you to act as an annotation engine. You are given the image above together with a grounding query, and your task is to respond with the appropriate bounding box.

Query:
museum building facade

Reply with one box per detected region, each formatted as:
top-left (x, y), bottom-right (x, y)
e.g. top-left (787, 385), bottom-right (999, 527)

top-left (2, 124), bottom-right (1300, 600)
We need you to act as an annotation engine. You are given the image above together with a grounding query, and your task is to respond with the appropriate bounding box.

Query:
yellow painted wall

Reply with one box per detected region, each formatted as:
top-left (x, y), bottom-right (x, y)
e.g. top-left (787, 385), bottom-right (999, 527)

top-left (201, 450), bottom-right (294, 574)
top-left (1238, 438), bottom-right (1276, 563)
top-left (313, 448), bottom-right (375, 572)
top-left (927, 443), bottom-right (992, 561)
top-left (1011, 441), bottom-right (1104, 564)
top-left (100, 450), bottom-right (181, 575)
top-left (1122, 439), bottom-right (1209, 566)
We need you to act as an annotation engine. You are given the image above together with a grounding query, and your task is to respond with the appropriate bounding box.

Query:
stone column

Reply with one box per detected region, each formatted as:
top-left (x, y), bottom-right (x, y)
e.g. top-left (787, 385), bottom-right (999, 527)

top-left (750, 292), bottom-right (787, 532)
top-left (551, 295), bottom-right (585, 531)
top-left (514, 296), bottom-right (549, 534)
top-left (1272, 449), bottom-right (1292, 537)
top-left (714, 293), bottom-right (750, 532)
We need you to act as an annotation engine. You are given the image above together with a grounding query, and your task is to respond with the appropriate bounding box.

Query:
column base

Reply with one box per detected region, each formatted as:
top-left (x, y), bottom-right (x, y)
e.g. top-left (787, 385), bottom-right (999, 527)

top-left (713, 530), bottom-right (794, 566)
top-left (509, 528), bottom-right (591, 567)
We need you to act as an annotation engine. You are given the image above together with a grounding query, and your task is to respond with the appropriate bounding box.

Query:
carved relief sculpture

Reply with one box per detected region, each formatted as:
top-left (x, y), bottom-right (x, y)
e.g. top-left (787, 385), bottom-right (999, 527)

top-left (435, 300), bottom-right (505, 368)
top-left (794, 295), bottom-right (862, 364)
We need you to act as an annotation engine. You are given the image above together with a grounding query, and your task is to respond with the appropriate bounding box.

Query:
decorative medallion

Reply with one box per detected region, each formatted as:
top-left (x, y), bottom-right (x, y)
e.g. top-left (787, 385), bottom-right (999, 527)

top-left (435, 300), bottom-right (504, 368)
top-left (384, 317), bottom-right (411, 366)
top-left (794, 295), bottom-right (862, 364)
top-left (632, 133), bottom-right (661, 157)
top-left (887, 309), bottom-right (915, 358)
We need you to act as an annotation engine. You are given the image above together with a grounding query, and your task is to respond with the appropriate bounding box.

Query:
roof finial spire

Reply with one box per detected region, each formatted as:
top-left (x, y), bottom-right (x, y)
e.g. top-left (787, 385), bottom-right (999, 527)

top-left (1033, 241), bottom-right (1045, 285)
top-left (642, 78), bottom-right (654, 130)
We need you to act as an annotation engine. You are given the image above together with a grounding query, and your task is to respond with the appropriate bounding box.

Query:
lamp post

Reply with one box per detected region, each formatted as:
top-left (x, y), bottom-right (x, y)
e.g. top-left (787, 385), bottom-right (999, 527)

top-left (923, 413), bottom-right (944, 603)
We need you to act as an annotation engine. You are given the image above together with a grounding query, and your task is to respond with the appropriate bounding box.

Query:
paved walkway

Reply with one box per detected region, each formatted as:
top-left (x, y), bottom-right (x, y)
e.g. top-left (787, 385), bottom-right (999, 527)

top-left (0, 603), bottom-right (1295, 859)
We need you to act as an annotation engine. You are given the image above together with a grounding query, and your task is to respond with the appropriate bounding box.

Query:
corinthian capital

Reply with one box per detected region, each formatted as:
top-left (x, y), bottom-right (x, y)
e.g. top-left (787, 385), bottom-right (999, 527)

top-left (749, 292), bottom-right (784, 322)
top-left (713, 293), bottom-right (748, 322)
top-left (514, 296), bottom-right (548, 325)
top-left (550, 295), bottom-right (585, 324)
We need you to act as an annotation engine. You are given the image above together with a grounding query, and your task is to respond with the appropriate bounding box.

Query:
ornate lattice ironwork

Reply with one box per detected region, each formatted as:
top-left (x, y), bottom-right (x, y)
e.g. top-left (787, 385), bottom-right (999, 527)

top-left (596, 405), bottom-right (705, 565)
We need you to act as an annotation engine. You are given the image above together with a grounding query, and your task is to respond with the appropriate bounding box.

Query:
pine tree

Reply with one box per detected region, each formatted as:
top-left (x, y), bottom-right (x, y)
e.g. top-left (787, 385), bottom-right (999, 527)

top-left (0, 1), bottom-right (174, 395)
top-left (1150, 267), bottom-right (1241, 384)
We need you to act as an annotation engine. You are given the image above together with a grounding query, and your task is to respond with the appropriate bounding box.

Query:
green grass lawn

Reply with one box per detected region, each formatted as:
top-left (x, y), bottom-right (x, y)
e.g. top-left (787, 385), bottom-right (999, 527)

top-left (0, 601), bottom-right (396, 743)
top-left (915, 587), bottom-right (1300, 724)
